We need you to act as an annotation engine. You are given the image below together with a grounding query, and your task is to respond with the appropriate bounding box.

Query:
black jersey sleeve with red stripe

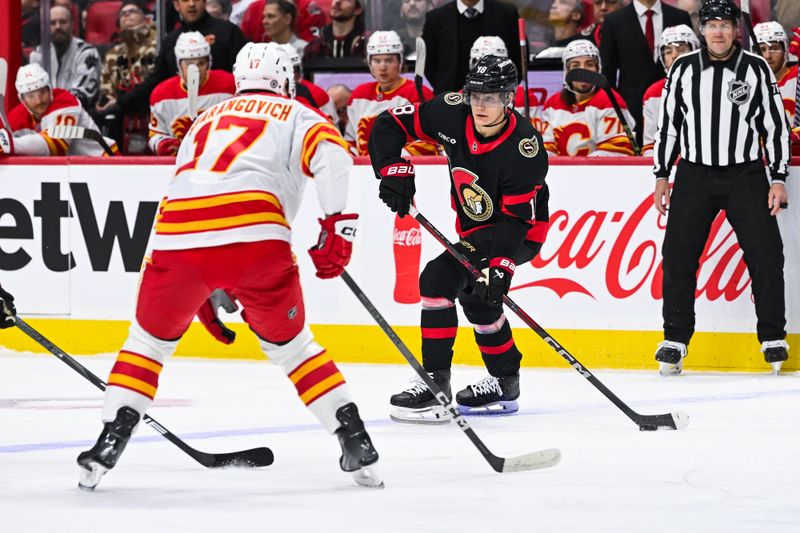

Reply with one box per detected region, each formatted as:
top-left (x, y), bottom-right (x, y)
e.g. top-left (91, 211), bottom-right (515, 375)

top-left (368, 96), bottom-right (442, 174)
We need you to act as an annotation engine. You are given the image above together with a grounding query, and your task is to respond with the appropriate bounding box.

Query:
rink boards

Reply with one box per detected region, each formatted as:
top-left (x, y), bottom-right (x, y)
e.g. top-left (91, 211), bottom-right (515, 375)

top-left (0, 156), bottom-right (798, 372)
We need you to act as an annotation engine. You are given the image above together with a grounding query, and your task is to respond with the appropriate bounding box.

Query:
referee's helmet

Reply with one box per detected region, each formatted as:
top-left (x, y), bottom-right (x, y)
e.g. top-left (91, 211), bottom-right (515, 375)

top-left (699, 0), bottom-right (740, 25)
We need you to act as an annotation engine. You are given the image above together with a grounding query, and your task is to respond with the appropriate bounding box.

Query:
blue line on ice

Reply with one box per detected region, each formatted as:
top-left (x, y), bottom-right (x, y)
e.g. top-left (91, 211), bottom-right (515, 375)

top-left (2, 387), bottom-right (799, 454)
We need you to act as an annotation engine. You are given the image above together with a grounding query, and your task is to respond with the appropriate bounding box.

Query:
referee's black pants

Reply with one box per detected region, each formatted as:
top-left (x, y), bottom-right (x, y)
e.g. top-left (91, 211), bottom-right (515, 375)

top-left (661, 160), bottom-right (786, 345)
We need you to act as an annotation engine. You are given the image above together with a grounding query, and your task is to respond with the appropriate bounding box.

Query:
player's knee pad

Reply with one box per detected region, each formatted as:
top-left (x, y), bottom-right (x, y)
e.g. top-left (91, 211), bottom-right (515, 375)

top-left (420, 260), bottom-right (461, 300)
top-left (258, 325), bottom-right (321, 371)
top-left (472, 314), bottom-right (508, 335)
top-left (461, 293), bottom-right (503, 325)
top-left (103, 320), bottom-right (179, 424)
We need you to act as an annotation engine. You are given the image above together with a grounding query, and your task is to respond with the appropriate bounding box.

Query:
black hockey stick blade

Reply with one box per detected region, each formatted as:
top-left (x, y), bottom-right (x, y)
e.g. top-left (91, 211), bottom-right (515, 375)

top-left (13, 317), bottom-right (274, 468)
top-left (414, 37), bottom-right (427, 103)
top-left (408, 206), bottom-right (689, 432)
top-left (564, 68), bottom-right (608, 89)
top-left (339, 270), bottom-right (561, 473)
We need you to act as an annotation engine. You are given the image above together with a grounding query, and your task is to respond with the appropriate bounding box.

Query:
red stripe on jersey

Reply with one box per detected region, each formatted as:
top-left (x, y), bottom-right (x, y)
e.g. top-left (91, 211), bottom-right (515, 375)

top-left (413, 104), bottom-right (438, 144)
top-left (465, 113), bottom-right (517, 155)
top-left (526, 221), bottom-right (550, 244)
top-left (477, 338), bottom-right (515, 355)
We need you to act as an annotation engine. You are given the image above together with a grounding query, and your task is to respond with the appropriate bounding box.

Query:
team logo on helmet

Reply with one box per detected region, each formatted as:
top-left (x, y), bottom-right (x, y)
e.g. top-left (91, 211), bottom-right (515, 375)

top-left (444, 93), bottom-right (463, 105)
top-left (727, 80), bottom-right (751, 105)
top-left (518, 137), bottom-right (539, 158)
top-left (452, 167), bottom-right (493, 222)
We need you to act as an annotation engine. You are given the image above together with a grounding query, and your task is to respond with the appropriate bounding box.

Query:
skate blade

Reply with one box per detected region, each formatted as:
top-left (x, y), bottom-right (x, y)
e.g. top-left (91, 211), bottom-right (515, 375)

top-left (770, 361), bottom-right (783, 375)
top-left (78, 463), bottom-right (108, 491)
top-left (389, 405), bottom-right (450, 425)
top-left (351, 464), bottom-right (384, 489)
top-left (457, 400), bottom-right (519, 416)
top-left (658, 361), bottom-right (683, 376)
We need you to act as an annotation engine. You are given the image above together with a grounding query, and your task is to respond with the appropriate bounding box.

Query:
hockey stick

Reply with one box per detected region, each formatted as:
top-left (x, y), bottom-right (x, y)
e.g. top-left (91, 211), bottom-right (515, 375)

top-left (565, 69), bottom-right (641, 155)
top-left (409, 206), bottom-right (689, 432)
top-left (740, 0), bottom-right (758, 53)
top-left (518, 18), bottom-right (530, 121)
top-left (46, 125), bottom-right (116, 156)
top-left (187, 64), bottom-right (200, 120)
top-left (0, 57), bottom-right (12, 131)
top-left (414, 37), bottom-right (428, 103)
top-left (339, 270), bottom-right (560, 473)
top-left (13, 317), bottom-right (274, 468)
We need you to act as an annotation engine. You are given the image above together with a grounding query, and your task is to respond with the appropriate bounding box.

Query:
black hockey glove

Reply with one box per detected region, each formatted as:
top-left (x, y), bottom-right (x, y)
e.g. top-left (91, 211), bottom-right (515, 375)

top-left (475, 257), bottom-right (515, 306)
top-left (377, 158), bottom-right (415, 217)
top-left (0, 285), bottom-right (17, 329)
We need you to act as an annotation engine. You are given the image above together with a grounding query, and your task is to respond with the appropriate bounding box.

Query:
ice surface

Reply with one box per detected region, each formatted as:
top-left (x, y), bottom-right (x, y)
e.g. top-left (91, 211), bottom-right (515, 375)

top-left (1, 351), bottom-right (798, 533)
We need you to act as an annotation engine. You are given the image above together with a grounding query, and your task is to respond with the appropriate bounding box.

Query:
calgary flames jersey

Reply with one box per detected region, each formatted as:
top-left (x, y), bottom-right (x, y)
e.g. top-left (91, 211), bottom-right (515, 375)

top-left (148, 70), bottom-right (235, 153)
top-left (641, 78), bottom-right (666, 156)
top-left (8, 88), bottom-right (113, 156)
top-left (296, 79), bottom-right (337, 121)
top-left (346, 78), bottom-right (438, 156)
top-left (540, 88), bottom-right (635, 156)
top-left (777, 65), bottom-right (797, 125)
top-left (515, 86), bottom-right (544, 131)
top-left (150, 92), bottom-right (352, 252)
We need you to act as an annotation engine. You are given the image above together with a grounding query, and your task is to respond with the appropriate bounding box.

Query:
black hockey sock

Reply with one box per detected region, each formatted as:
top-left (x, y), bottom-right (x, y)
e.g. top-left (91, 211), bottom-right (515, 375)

top-left (421, 306), bottom-right (458, 372)
top-left (474, 318), bottom-right (522, 376)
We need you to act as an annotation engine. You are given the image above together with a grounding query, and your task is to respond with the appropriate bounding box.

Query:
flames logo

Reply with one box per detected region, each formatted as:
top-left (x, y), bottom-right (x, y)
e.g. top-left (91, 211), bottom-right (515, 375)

top-left (451, 167), bottom-right (492, 222)
top-left (171, 115), bottom-right (195, 140)
top-left (356, 115), bottom-right (377, 156)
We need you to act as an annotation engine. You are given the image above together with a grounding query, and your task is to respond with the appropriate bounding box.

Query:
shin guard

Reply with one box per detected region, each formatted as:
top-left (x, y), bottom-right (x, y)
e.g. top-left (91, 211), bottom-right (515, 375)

top-left (473, 315), bottom-right (522, 376)
top-left (420, 296), bottom-right (458, 371)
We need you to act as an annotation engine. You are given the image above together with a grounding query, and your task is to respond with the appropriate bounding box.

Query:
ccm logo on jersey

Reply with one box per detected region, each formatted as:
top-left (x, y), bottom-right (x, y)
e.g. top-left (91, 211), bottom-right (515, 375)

top-left (437, 132), bottom-right (456, 144)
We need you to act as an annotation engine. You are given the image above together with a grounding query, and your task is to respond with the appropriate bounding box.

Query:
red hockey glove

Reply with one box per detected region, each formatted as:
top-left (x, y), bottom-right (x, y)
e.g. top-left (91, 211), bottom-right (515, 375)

top-left (196, 289), bottom-right (238, 344)
top-left (790, 27), bottom-right (800, 57)
top-left (156, 137), bottom-right (181, 156)
top-left (0, 128), bottom-right (15, 155)
top-left (377, 158), bottom-right (416, 217)
top-left (0, 285), bottom-right (16, 329)
top-left (308, 213), bottom-right (359, 279)
top-left (476, 257), bottom-right (515, 306)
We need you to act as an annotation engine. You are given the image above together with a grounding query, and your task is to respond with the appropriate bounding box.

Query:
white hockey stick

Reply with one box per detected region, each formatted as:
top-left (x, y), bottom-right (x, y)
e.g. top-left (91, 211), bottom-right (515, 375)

top-left (187, 64), bottom-right (200, 120)
top-left (46, 125), bottom-right (116, 156)
top-left (414, 38), bottom-right (427, 103)
top-left (0, 57), bottom-right (12, 131)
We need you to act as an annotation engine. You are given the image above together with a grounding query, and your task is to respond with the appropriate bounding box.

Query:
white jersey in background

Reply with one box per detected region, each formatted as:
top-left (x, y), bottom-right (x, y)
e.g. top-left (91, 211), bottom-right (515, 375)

top-left (151, 92), bottom-right (352, 251)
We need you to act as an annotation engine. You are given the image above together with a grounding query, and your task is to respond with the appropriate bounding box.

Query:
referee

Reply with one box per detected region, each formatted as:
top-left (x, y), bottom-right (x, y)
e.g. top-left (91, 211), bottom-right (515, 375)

top-left (652, 0), bottom-right (791, 375)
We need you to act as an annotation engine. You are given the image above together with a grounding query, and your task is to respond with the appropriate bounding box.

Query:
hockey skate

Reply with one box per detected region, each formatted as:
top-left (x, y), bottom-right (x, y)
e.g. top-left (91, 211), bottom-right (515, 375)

top-left (77, 406), bottom-right (140, 491)
top-left (389, 369), bottom-right (451, 424)
top-left (334, 403), bottom-right (383, 488)
top-left (456, 374), bottom-right (520, 415)
top-left (655, 341), bottom-right (687, 376)
top-left (761, 340), bottom-right (789, 375)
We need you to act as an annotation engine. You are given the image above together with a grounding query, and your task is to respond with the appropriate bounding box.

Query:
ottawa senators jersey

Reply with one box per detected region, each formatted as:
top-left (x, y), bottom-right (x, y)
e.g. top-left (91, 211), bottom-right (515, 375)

top-left (296, 79), bottom-right (337, 121)
top-left (8, 88), bottom-right (114, 156)
top-left (540, 88), bottom-right (636, 156)
top-left (369, 92), bottom-right (550, 259)
top-left (150, 92), bottom-right (352, 252)
top-left (641, 78), bottom-right (666, 156)
top-left (346, 78), bottom-right (439, 156)
top-left (148, 70), bottom-right (235, 153)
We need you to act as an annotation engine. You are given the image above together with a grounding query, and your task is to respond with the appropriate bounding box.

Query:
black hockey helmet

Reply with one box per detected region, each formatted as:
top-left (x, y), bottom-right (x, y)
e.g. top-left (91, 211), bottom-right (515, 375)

top-left (699, 0), bottom-right (740, 25)
top-left (463, 55), bottom-right (518, 107)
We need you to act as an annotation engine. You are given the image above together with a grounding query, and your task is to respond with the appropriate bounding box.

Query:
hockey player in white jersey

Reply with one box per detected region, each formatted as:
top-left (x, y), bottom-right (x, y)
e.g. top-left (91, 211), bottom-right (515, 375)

top-left (148, 31), bottom-right (235, 156)
top-left (77, 42), bottom-right (382, 490)
top-left (540, 39), bottom-right (635, 156)
top-left (0, 64), bottom-right (115, 156)
top-left (641, 25), bottom-right (699, 156)
top-left (345, 30), bottom-right (437, 156)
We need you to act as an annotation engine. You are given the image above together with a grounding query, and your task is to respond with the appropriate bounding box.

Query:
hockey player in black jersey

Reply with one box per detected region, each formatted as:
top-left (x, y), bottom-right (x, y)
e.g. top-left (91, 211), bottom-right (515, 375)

top-left (368, 55), bottom-right (550, 423)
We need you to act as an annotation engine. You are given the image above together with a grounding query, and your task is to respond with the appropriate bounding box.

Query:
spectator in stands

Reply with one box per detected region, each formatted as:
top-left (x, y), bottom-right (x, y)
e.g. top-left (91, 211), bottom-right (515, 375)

top-left (0, 64), bottom-right (116, 157)
top-left (303, 0), bottom-right (367, 61)
top-left (279, 44), bottom-right (337, 119)
top-left (240, 0), bottom-right (328, 43)
top-left (549, 0), bottom-right (584, 47)
top-left (421, 0), bottom-right (521, 94)
top-left (148, 32), bottom-right (235, 155)
top-left (107, 0), bottom-right (247, 119)
top-left (30, 5), bottom-right (102, 109)
top-left (206, 0), bottom-right (233, 20)
top-left (263, 0), bottom-right (309, 55)
top-left (600, 0), bottom-right (691, 145)
top-left (22, 0), bottom-right (41, 48)
top-left (580, 0), bottom-right (624, 46)
top-left (346, 31), bottom-right (436, 156)
top-left (776, 1), bottom-right (800, 37)
top-left (675, 0), bottom-right (701, 32)
top-left (541, 39), bottom-right (635, 156)
top-left (327, 83), bottom-right (351, 134)
top-left (396, 0), bottom-right (433, 57)
top-left (641, 24), bottom-right (698, 156)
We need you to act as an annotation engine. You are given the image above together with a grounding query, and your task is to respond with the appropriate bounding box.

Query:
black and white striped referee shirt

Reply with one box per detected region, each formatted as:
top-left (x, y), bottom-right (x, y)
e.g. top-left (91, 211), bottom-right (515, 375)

top-left (653, 43), bottom-right (791, 183)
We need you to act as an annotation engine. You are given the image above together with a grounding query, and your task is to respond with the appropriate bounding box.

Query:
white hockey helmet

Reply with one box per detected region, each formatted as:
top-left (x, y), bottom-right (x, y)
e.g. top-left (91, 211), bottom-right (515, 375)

top-left (659, 24), bottom-right (700, 67)
top-left (469, 36), bottom-right (508, 68)
top-left (754, 21), bottom-right (788, 47)
top-left (366, 31), bottom-right (404, 62)
top-left (233, 42), bottom-right (295, 98)
top-left (562, 39), bottom-right (602, 71)
top-left (278, 43), bottom-right (302, 81)
top-left (15, 63), bottom-right (51, 96)
top-left (175, 31), bottom-right (212, 61)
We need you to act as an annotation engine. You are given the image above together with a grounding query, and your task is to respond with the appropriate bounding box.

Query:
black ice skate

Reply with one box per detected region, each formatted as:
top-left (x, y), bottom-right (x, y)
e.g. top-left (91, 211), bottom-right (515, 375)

top-left (334, 403), bottom-right (383, 488)
top-left (655, 341), bottom-right (688, 376)
top-left (77, 406), bottom-right (140, 491)
top-left (456, 374), bottom-right (520, 416)
top-left (761, 340), bottom-right (789, 375)
top-left (389, 369), bottom-right (451, 425)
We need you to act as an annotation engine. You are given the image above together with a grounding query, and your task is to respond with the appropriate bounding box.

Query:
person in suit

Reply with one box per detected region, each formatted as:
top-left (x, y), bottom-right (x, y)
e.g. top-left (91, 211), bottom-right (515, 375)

top-left (421, 0), bottom-right (522, 94)
top-left (600, 0), bottom-right (692, 144)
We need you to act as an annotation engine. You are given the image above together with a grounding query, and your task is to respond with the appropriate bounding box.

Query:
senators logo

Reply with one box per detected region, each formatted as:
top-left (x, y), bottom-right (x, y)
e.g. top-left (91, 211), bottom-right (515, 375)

top-left (444, 93), bottom-right (463, 105)
top-left (518, 137), bottom-right (539, 158)
top-left (171, 115), bottom-right (195, 140)
top-left (451, 167), bottom-right (492, 222)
